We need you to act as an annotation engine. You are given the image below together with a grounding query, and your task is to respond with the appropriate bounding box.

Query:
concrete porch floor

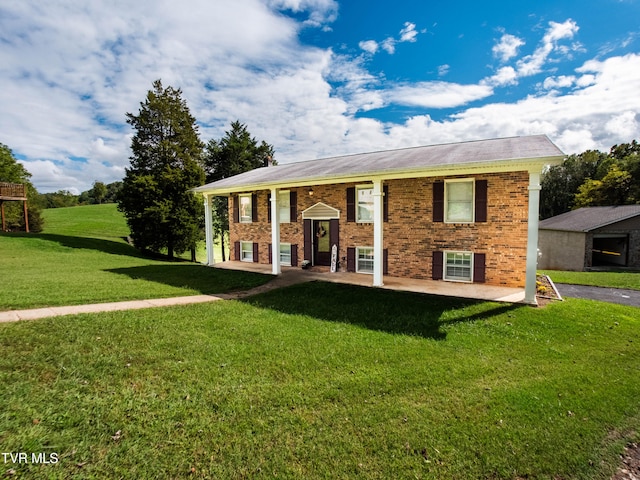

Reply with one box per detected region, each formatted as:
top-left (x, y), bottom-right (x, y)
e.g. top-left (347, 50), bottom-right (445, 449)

top-left (211, 261), bottom-right (528, 304)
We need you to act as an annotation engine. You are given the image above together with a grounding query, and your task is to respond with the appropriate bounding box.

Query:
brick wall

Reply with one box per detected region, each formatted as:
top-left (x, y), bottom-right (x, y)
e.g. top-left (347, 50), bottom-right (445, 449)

top-left (228, 171), bottom-right (531, 287)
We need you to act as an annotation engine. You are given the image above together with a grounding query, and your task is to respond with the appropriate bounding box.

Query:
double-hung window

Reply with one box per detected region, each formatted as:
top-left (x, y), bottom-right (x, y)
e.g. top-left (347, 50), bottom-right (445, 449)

top-left (239, 194), bottom-right (252, 223)
top-left (278, 191), bottom-right (290, 223)
top-left (240, 241), bottom-right (253, 262)
top-left (445, 180), bottom-right (474, 223)
top-left (356, 247), bottom-right (374, 274)
top-left (356, 186), bottom-right (374, 222)
top-left (280, 243), bottom-right (292, 266)
top-left (444, 251), bottom-right (473, 282)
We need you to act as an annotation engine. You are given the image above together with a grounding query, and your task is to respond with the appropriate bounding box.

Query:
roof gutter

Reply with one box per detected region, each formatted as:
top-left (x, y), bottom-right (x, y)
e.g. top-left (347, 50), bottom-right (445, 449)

top-left (193, 155), bottom-right (565, 196)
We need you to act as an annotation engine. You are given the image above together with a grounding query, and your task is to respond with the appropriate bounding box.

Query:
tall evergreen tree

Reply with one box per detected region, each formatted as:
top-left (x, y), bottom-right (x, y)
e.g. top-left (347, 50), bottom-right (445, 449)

top-left (203, 121), bottom-right (275, 260)
top-left (117, 80), bottom-right (205, 259)
top-left (0, 143), bottom-right (44, 232)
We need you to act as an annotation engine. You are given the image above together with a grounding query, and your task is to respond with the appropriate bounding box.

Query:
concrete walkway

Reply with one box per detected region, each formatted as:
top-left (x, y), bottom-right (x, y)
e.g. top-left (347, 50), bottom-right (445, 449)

top-left (0, 266), bottom-right (527, 323)
top-left (0, 269), bottom-right (318, 323)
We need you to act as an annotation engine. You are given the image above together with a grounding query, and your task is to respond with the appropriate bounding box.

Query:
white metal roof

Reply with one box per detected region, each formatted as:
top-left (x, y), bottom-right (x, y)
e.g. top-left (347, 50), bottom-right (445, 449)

top-left (195, 135), bottom-right (565, 195)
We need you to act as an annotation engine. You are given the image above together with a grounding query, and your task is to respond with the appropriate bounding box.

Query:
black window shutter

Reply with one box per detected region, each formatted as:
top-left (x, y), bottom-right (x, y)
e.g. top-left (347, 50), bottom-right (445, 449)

top-left (383, 248), bottom-right (389, 275)
top-left (252, 242), bottom-right (259, 263)
top-left (383, 185), bottom-right (389, 222)
top-left (303, 219), bottom-right (312, 263)
top-left (347, 247), bottom-right (356, 272)
top-left (475, 180), bottom-right (488, 223)
top-left (291, 244), bottom-right (298, 267)
top-left (290, 191), bottom-right (297, 222)
top-left (329, 219), bottom-right (339, 255)
top-left (473, 253), bottom-right (486, 283)
top-left (251, 194), bottom-right (258, 222)
top-left (433, 182), bottom-right (444, 222)
top-left (233, 196), bottom-right (239, 223)
top-left (267, 193), bottom-right (271, 223)
top-left (234, 241), bottom-right (240, 261)
top-left (346, 187), bottom-right (356, 222)
top-left (432, 251), bottom-right (443, 280)
top-left (268, 243), bottom-right (272, 264)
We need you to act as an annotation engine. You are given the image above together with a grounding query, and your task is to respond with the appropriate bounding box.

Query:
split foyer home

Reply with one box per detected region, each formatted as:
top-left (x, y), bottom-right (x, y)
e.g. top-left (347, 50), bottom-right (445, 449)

top-left (195, 135), bottom-right (565, 304)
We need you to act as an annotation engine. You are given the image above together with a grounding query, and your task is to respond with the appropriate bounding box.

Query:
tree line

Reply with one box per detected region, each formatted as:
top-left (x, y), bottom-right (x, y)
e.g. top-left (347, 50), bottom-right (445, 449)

top-left (540, 140), bottom-right (640, 219)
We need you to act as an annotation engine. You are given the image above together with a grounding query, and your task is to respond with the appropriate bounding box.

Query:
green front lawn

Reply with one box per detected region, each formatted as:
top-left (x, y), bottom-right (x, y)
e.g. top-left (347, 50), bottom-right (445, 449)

top-left (1, 282), bottom-right (639, 479)
top-left (0, 204), bottom-right (268, 310)
top-left (542, 269), bottom-right (640, 291)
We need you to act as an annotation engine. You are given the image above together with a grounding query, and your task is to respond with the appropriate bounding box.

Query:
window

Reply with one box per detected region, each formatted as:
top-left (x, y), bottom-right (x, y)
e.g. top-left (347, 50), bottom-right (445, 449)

top-left (239, 194), bottom-right (252, 223)
top-left (444, 251), bottom-right (473, 282)
top-left (357, 186), bottom-right (374, 222)
top-left (240, 241), bottom-right (253, 262)
top-left (445, 180), bottom-right (474, 223)
top-left (356, 247), bottom-right (374, 274)
top-left (279, 191), bottom-right (290, 223)
top-left (280, 243), bottom-right (292, 266)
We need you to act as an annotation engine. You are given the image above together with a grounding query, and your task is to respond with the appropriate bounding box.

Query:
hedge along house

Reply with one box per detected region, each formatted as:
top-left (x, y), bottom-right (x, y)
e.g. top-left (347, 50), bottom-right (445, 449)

top-left (195, 135), bottom-right (565, 304)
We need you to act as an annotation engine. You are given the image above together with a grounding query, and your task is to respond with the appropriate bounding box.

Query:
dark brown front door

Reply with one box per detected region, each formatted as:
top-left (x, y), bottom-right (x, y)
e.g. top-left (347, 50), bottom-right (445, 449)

top-left (313, 220), bottom-right (331, 266)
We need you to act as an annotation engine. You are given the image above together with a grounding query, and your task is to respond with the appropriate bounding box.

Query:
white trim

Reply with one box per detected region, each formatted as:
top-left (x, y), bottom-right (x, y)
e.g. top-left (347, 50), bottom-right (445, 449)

top-left (444, 178), bottom-right (475, 224)
top-left (443, 250), bottom-right (474, 283)
top-left (525, 171), bottom-right (541, 304)
top-left (203, 195), bottom-right (215, 265)
top-left (270, 188), bottom-right (281, 274)
top-left (302, 202), bottom-right (340, 220)
top-left (372, 180), bottom-right (384, 286)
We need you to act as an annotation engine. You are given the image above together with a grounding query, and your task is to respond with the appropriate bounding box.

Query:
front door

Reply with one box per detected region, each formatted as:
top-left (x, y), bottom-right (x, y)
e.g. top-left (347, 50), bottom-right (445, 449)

top-left (313, 220), bottom-right (331, 266)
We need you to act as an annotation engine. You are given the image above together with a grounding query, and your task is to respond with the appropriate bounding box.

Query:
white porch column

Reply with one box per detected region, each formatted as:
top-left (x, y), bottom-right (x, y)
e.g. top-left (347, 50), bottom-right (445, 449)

top-left (372, 179), bottom-right (384, 287)
top-left (525, 171), bottom-right (541, 304)
top-left (204, 194), bottom-right (215, 265)
top-left (270, 188), bottom-right (281, 275)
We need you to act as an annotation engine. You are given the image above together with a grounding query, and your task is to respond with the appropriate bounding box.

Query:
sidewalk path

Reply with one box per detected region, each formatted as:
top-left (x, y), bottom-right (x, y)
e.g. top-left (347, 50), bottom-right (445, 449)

top-left (0, 269), bottom-right (318, 323)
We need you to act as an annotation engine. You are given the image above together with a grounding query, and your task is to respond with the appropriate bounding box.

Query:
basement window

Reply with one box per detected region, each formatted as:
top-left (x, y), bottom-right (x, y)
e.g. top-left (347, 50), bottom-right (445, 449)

top-left (444, 251), bottom-right (473, 282)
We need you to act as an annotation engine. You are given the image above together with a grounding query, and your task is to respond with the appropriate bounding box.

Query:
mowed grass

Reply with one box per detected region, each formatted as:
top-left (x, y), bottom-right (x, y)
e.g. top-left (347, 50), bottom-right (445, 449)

top-left (542, 269), bottom-right (640, 291)
top-left (0, 283), bottom-right (639, 479)
top-left (0, 204), bottom-right (268, 310)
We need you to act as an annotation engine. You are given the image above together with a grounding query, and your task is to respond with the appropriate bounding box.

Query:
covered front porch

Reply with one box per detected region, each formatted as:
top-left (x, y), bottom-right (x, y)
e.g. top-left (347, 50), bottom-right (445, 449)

top-left (211, 261), bottom-right (527, 304)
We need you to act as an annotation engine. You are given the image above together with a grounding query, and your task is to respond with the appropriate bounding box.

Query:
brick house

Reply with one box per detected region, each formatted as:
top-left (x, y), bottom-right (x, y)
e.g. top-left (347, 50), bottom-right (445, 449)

top-left (195, 135), bottom-right (564, 303)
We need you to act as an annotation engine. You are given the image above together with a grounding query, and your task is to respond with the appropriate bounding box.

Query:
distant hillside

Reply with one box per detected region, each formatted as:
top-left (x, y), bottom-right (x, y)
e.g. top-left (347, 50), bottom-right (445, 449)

top-left (42, 203), bottom-right (129, 241)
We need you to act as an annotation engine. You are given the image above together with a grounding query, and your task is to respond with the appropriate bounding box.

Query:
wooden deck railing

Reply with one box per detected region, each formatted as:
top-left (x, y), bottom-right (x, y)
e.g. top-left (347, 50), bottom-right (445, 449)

top-left (0, 182), bottom-right (27, 200)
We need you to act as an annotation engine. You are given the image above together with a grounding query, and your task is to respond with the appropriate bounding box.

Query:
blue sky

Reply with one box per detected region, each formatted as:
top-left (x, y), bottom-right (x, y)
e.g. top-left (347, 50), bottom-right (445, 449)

top-left (1, 0), bottom-right (639, 193)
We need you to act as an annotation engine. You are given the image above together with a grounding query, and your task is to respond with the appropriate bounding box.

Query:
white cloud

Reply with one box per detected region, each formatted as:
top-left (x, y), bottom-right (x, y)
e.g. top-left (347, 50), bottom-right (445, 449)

top-left (399, 22), bottom-right (419, 43)
top-left (516, 19), bottom-right (580, 77)
top-left (493, 33), bottom-right (525, 63)
top-left (386, 82), bottom-right (494, 109)
top-left (437, 64), bottom-right (450, 77)
top-left (359, 40), bottom-right (379, 54)
top-left (381, 37), bottom-right (397, 54)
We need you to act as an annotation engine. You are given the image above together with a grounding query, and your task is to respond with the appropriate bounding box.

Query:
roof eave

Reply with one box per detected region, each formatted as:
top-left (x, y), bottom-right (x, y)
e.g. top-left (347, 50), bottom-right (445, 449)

top-left (194, 155), bottom-right (565, 196)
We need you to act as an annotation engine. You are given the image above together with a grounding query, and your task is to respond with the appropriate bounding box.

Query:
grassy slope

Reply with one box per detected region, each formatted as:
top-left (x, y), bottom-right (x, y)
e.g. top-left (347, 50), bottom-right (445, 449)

top-left (0, 204), bottom-right (268, 310)
top-left (0, 283), bottom-right (638, 479)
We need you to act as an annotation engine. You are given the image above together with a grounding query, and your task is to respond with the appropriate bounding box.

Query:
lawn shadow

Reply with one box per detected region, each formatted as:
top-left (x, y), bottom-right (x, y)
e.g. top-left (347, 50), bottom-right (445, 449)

top-left (27, 233), bottom-right (149, 258)
top-left (242, 281), bottom-right (523, 340)
top-left (105, 265), bottom-right (272, 294)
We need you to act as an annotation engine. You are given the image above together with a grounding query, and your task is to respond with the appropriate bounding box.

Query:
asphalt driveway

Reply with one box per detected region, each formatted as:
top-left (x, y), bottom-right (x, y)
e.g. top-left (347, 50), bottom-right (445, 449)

top-left (556, 283), bottom-right (640, 308)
